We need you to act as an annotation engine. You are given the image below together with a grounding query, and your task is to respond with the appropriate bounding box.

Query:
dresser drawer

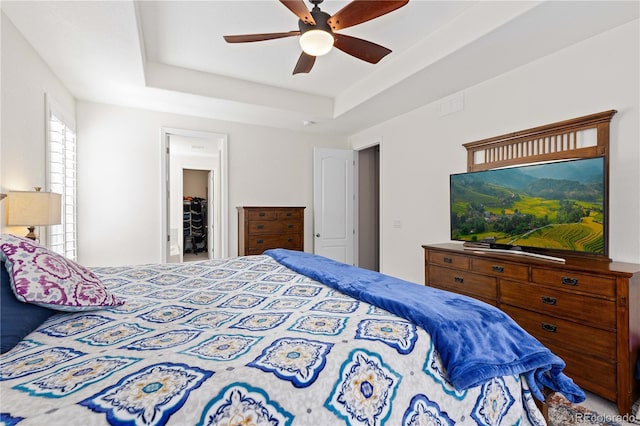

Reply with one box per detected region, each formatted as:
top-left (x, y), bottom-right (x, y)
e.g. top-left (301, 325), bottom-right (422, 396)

top-left (276, 209), bottom-right (302, 220)
top-left (546, 343), bottom-right (617, 401)
top-left (428, 265), bottom-right (496, 300)
top-left (248, 221), bottom-right (302, 234)
top-left (531, 268), bottom-right (615, 298)
top-left (429, 283), bottom-right (497, 307)
top-left (501, 280), bottom-right (616, 329)
top-left (246, 209), bottom-right (278, 220)
top-left (248, 234), bottom-right (302, 251)
top-left (501, 305), bottom-right (616, 360)
top-left (428, 251), bottom-right (469, 270)
top-left (471, 258), bottom-right (529, 280)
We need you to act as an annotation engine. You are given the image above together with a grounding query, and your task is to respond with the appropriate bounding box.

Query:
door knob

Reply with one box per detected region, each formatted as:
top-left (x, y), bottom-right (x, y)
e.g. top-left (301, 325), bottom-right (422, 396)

top-left (315, 233), bottom-right (320, 237)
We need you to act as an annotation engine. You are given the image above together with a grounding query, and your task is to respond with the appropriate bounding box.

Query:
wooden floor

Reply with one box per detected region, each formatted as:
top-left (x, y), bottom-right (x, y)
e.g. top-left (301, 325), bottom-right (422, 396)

top-left (183, 252), bottom-right (208, 262)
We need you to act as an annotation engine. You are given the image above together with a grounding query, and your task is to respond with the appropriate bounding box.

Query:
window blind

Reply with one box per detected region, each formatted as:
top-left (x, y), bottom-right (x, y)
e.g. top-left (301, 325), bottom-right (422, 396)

top-left (46, 111), bottom-right (77, 261)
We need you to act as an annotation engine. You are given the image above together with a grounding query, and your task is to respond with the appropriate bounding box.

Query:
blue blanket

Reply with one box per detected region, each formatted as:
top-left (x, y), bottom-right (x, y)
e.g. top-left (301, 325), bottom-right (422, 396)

top-left (265, 249), bottom-right (585, 403)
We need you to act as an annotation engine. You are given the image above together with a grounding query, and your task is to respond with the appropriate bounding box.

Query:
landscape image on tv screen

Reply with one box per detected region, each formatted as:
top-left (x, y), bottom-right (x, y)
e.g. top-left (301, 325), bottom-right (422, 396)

top-left (450, 157), bottom-right (605, 254)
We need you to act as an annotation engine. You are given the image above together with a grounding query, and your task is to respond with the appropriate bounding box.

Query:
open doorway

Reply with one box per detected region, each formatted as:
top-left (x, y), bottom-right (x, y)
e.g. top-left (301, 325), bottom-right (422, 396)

top-left (183, 169), bottom-right (210, 262)
top-left (161, 129), bottom-right (228, 263)
top-left (357, 145), bottom-right (380, 271)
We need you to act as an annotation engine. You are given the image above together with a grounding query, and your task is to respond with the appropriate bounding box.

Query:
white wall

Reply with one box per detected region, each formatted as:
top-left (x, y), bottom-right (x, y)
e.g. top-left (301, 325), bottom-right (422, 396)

top-left (76, 101), bottom-right (348, 266)
top-left (183, 169), bottom-right (208, 199)
top-left (1, 8), bottom-right (348, 267)
top-left (0, 12), bottom-right (75, 239)
top-left (350, 19), bottom-right (640, 284)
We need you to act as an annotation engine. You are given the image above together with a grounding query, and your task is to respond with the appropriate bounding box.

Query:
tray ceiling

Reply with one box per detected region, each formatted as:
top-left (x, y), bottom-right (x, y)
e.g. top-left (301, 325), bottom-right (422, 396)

top-left (2, 1), bottom-right (637, 134)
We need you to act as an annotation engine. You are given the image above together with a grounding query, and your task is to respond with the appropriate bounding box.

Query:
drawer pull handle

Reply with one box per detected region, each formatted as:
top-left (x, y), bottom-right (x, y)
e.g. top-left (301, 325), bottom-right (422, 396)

top-left (443, 257), bottom-right (453, 264)
top-left (287, 238), bottom-right (293, 243)
top-left (541, 296), bottom-right (557, 305)
top-left (492, 265), bottom-right (504, 273)
top-left (257, 225), bottom-right (264, 229)
top-left (454, 276), bottom-right (464, 284)
top-left (256, 239), bottom-right (264, 244)
top-left (286, 212), bottom-right (292, 216)
top-left (287, 224), bottom-right (293, 228)
top-left (561, 276), bottom-right (578, 286)
top-left (541, 322), bottom-right (557, 333)
top-left (259, 212), bottom-right (266, 217)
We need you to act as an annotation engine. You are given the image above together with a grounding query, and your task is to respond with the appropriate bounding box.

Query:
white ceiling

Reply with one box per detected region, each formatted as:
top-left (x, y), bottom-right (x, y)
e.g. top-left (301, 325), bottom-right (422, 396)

top-left (2, 1), bottom-right (638, 135)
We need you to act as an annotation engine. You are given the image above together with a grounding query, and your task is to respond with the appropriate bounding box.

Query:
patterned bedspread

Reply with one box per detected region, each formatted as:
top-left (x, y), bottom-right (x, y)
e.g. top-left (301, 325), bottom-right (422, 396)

top-left (0, 255), bottom-right (546, 425)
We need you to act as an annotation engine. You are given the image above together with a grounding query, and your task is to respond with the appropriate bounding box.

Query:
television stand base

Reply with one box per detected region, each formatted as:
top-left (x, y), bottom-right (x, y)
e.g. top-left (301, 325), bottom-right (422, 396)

top-left (462, 247), bottom-right (566, 263)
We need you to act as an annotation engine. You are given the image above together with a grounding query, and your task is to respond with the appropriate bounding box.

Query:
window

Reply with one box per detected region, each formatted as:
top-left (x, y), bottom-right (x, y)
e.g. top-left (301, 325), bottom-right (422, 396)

top-left (46, 99), bottom-right (77, 261)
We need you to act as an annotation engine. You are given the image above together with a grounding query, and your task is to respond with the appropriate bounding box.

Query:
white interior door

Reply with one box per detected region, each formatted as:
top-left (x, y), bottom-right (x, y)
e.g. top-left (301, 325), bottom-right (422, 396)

top-left (313, 148), bottom-right (355, 265)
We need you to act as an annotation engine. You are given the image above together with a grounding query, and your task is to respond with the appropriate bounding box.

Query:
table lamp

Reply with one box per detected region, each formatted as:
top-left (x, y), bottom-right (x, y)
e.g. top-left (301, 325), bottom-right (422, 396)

top-left (8, 187), bottom-right (62, 240)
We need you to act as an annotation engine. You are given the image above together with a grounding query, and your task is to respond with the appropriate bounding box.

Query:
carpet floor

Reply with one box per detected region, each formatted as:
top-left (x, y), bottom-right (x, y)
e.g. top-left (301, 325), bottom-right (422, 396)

top-left (547, 393), bottom-right (640, 426)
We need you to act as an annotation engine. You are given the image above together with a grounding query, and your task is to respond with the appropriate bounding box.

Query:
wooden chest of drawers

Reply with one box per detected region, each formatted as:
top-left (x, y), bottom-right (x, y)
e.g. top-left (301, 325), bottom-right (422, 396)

top-left (423, 243), bottom-right (640, 414)
top-left (238, 207), bottom-right (305, 255)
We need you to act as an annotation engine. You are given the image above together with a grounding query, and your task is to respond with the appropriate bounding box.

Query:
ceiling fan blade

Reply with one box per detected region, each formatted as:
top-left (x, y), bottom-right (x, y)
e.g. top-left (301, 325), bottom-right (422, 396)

top-left (293, 52), bottom-right (316, 74)
top-left (280, 0), bottom-right (315, 25)
top-left (223, 31), bottom-right (300, 43)
top-left (328, 1), bottom-right (409, 31)
top-left (333, 33), bottom-right (391, 64)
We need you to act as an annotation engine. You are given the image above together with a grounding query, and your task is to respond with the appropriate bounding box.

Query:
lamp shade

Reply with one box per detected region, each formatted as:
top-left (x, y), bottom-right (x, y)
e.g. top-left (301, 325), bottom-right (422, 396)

top-left (299, 29), bottom-right (334, 56)
top-left (8, 190), bottom-right (62, 226)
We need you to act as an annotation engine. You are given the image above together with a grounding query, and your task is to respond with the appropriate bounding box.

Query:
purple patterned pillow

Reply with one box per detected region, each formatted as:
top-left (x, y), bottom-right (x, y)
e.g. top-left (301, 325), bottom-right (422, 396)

top-left (0, 234), bottom-right (124, 311)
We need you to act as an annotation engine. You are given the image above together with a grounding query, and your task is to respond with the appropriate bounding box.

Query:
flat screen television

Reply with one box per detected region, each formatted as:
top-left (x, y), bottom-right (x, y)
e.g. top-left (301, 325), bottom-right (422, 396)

top-left (450, 156), bottom-right (607, 257)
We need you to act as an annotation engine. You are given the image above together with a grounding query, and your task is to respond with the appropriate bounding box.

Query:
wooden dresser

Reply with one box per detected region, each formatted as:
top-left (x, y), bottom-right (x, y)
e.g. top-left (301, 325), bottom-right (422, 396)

top-left (238, 207), bottom-right (305, 255)
top-left (423, 243), bottom-right (640, 414)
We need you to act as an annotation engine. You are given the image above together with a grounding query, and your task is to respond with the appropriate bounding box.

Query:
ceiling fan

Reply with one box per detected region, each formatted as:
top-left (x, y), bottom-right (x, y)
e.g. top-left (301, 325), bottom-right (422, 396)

top-left (223, 0), bottom-right (409, 74)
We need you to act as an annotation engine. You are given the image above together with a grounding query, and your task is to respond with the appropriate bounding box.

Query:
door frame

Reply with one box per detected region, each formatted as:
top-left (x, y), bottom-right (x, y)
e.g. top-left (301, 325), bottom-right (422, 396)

top-left (207, 170), bottom-right (215, 258)
top-left (161, 128), bottom-right (228, 262)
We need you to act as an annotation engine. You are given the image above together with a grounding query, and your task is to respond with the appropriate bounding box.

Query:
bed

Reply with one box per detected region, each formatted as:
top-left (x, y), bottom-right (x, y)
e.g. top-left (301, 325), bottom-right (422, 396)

top-left (0, 234), bottom-right (584, 425)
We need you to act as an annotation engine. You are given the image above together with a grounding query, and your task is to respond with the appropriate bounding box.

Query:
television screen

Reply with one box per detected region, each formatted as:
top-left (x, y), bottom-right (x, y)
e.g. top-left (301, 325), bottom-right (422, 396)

top-left (450, 157), bottom-right (606, 255)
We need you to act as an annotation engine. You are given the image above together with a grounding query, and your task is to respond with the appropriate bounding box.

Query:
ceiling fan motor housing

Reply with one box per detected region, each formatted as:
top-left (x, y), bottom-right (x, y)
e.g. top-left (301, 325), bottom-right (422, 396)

top-left (298, 9), bottom-right (334, 39)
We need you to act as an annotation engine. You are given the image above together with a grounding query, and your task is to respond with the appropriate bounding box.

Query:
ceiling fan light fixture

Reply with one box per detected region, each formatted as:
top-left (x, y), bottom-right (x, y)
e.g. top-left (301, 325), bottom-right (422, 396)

top-left (225, 0), bottom-right (409, 74)
top-left (299, 29), bottom-right (334, 56)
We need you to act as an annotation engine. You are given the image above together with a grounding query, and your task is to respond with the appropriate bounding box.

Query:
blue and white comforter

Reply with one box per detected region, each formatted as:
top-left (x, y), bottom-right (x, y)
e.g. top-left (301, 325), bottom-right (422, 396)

top-left (0, 254), bottom-right (547, 425)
